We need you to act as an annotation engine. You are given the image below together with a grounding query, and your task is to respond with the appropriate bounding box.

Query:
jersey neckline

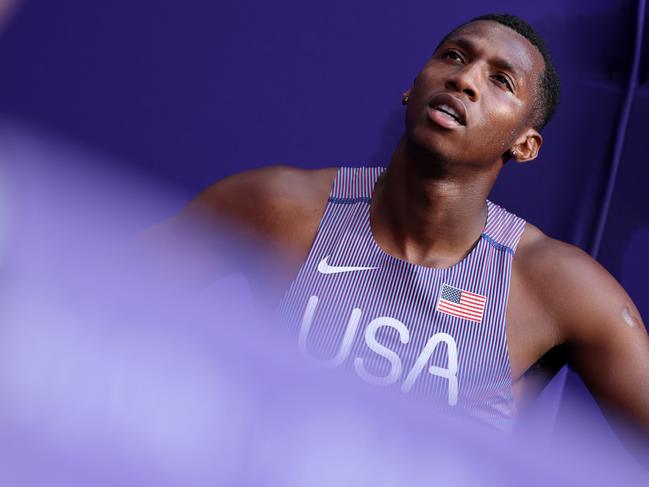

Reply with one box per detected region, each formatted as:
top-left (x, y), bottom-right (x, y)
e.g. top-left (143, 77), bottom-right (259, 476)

top-left (364, 167), bottom-right (493, 274)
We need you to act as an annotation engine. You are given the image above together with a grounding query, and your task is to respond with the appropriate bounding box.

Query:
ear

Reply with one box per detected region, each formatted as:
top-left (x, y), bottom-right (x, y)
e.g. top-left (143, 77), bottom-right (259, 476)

top-left (401, 87), bottom-right (413, 106)
top-left (510, 128), bottom-right (543, 163)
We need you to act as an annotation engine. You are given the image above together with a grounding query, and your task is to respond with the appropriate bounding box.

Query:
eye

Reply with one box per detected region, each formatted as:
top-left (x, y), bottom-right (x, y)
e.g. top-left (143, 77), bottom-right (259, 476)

top-left (442, 49), bottom-right (464, 63)
top-left (493, 73), bottom-right (513, 92)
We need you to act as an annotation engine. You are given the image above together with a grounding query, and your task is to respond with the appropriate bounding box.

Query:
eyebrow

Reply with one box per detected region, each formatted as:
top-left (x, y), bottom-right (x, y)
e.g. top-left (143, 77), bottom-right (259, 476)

top-left (441, 37), bottom-right (522, 83)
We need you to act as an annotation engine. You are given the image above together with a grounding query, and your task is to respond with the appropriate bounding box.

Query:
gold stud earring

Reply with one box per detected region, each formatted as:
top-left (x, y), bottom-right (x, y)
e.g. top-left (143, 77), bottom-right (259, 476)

top-left (401, 94), bottom-right (409, 106)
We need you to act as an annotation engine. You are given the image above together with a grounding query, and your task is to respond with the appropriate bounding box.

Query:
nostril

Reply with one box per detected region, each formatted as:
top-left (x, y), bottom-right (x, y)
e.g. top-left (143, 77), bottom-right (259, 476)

top-left (465, 88), bottom-right (475, 97)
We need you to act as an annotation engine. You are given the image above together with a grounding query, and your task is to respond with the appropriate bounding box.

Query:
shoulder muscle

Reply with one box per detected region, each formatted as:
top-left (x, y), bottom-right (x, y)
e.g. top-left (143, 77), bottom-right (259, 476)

top-left (182, 165), bottom-right (336, 241)
top-left (516, 225), bottom-right (649, 432)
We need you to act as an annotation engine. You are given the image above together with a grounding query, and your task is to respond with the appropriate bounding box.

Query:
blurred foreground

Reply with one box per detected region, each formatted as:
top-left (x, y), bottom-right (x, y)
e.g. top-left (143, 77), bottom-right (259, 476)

top-left (0, 120), bottom-right (646, 486)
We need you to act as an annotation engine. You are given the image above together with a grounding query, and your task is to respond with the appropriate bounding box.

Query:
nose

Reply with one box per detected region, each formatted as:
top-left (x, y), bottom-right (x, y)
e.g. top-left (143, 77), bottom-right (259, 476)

top-left (445, 63), bottom-right (481, 102)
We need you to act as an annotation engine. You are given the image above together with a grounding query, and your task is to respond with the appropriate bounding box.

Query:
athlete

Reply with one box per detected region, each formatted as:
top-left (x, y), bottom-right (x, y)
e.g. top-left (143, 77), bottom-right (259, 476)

top-left (138, 13), bottom-right (649, 443)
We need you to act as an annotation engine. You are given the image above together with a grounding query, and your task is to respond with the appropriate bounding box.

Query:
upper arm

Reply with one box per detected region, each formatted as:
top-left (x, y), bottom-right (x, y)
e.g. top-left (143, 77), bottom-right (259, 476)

top-left (545, 243), bottom-right (649, 433)
top-left (179, 165), bottom-right (301, 238)
top-left (133, 165), bottom-right (335, 285)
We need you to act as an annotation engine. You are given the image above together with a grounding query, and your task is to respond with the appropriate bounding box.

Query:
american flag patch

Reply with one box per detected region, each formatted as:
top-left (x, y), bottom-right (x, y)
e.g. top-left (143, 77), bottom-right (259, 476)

top-left (436, 284), bottom-right (487, 323)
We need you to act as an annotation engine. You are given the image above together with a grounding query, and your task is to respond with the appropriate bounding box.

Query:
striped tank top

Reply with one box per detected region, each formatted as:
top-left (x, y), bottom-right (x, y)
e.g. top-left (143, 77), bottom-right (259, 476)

top-left (279, 166), bottom-right (527, 429)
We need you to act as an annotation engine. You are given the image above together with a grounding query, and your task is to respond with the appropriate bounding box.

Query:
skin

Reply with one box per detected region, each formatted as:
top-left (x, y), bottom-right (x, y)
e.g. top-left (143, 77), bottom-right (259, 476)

top-left (138, 20), bottom-right (649, 449)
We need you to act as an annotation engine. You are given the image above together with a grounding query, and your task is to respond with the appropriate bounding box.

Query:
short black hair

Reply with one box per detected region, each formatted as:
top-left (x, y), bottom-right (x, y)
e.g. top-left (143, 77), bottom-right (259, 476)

top-left (436, 13), bottom-right (560, 131)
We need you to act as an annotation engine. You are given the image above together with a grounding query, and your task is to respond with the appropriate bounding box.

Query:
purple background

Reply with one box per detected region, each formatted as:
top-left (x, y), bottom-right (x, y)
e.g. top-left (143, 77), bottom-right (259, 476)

top-left (0, 0), bottom-right (647, 450)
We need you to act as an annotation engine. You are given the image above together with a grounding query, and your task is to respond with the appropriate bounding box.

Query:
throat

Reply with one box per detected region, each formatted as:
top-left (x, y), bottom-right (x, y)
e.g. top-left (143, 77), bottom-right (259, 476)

top-left (370, 168), bottom-right (489, 269)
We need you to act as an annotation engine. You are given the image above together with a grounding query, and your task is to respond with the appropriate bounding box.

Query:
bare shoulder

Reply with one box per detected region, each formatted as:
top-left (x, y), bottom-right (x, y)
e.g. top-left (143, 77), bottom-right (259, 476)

top-left (185, 165), bottom-right (336, 221)
top-left (132, 165), bottom-right (338, 286)
top-left (515, 227), bottom-right (649, 439)
top-left (182, 165), bottom-right (338, 242)
top-left (514, 223), bottom-right (645, 343)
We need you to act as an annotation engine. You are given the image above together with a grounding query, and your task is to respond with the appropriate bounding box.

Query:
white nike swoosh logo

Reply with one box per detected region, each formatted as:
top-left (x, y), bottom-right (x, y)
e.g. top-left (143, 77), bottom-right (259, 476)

top-left (317, 255), bottom-right (378, 275)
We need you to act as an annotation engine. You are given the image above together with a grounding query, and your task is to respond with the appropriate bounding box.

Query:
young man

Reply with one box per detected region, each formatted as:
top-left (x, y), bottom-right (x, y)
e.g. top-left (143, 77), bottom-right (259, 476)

top-left (141, 14), bottom-right (649, 436)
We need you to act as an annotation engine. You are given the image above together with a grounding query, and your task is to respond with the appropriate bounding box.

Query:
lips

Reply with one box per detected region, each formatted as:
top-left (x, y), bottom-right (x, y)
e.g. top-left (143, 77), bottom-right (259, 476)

top-left (427, 93), bottom-right (467, 126)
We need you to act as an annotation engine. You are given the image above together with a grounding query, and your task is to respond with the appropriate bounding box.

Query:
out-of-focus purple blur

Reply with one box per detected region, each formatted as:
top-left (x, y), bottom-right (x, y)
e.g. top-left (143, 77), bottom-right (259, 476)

top-left (0, 121), bottom-right (646, 486)
top-left (0, 0), bottom-right (648, 485)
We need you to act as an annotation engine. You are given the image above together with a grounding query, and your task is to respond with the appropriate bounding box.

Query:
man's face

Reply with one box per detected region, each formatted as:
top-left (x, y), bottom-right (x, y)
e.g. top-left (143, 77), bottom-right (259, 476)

top-left (405, 20), bottom-right (545, 167)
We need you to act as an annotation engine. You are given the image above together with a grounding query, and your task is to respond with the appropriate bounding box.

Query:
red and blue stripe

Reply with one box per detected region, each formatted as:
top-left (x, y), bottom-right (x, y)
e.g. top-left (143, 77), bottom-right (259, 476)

top-left (279, 167), bottom-right (526, 430)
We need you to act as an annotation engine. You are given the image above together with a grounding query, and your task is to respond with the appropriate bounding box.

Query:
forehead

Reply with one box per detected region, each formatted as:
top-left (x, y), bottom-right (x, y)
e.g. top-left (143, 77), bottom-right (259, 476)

top-left (441, 20), bottom-right (544, 84)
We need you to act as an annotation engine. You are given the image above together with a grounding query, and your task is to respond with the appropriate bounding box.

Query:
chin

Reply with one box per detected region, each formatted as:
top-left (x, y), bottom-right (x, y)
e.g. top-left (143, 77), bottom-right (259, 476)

top-left (406, 127), bottom-right (456, 163)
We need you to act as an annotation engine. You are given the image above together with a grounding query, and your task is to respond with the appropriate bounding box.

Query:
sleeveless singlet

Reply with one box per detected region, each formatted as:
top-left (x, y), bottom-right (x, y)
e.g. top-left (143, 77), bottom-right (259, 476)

top-left (278, 166), bottom-right (527, 430)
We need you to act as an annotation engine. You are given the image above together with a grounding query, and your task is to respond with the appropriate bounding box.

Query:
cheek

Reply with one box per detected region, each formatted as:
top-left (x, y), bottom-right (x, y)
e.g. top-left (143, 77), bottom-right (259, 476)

top-left (482, 94), bottom-right (526, 134)
top-left (413, 63), bottom-right (448, 95)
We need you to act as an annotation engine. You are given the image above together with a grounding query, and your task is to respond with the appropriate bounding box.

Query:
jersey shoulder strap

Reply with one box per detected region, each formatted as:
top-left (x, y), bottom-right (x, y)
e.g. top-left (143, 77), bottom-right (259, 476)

top-left (483, 200), bottom-right (527, 254)
top-left (329, 166), bottom-right (385, 201)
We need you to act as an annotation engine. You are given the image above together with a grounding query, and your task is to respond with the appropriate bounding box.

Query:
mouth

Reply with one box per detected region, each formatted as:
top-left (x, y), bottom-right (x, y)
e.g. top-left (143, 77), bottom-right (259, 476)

top-left (427, 93), bottom-right (467, 127)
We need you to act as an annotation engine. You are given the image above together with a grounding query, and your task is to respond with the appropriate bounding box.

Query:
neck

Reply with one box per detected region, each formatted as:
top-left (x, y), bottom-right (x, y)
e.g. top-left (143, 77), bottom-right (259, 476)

top-left (371, 135), bottom-right (502, 267)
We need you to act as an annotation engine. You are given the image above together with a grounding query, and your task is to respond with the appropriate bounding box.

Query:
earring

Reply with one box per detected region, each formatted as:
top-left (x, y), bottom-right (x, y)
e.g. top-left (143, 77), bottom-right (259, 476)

top-left (511, 149), bottom-right (517, 159)
top-left (401, 94), bottom-right (409, 106)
